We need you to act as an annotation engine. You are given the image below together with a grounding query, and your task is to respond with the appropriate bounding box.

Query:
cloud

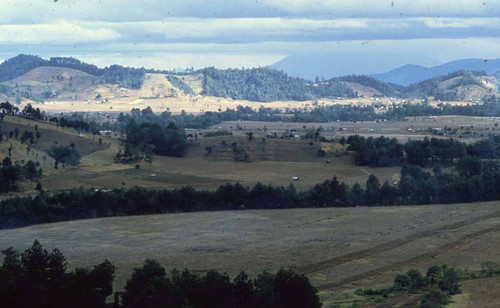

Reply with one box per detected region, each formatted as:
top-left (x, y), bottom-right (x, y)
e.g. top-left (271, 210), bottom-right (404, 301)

top-left (422, 17), bottom-right (500, 28)
top-left (1, 0), bottom-right (498, 24)
top-left (0, 22), bottom-right (120, 44)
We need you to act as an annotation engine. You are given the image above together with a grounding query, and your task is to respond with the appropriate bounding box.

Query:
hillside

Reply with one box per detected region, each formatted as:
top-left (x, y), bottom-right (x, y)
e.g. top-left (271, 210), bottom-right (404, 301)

top-left (372, 58), bottom-right (500, 85)
top-left (402, 70), bottom-right (498, 101)
top-left (0, 201), bottom-right (497, 299)
top-left (269, 55), bottom-right (500, 86)
top-left (0, 54), bottom-right (145, 91)
top-left (0, 54), bottom-right (499, 109)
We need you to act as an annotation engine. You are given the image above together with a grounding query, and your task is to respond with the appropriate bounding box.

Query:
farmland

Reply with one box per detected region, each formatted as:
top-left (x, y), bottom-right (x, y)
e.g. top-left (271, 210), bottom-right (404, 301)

top-left (0, 201), bottom-right (497, 306)
top-left (2, 112), bottom-right (498, 194)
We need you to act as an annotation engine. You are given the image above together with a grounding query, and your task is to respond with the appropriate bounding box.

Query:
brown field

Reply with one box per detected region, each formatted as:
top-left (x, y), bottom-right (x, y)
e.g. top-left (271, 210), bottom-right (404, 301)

top-left (0, 201), bottom-right (497, 306)
top-left (448, 276), bottom-right (500, 308)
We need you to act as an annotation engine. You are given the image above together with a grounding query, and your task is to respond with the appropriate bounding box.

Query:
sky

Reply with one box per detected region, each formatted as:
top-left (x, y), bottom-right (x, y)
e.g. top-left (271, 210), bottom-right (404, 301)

top-left (0, 0), bottom-right (500, 74)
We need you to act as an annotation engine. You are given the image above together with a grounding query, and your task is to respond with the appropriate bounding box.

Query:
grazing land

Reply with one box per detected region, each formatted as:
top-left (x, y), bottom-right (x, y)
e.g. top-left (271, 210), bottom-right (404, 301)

top-left (448, 276), bottom-right (500, 308)
top-left (2, 113), bottom-right (497, 193)
top-left (0, 201), bottom-right (497, 305)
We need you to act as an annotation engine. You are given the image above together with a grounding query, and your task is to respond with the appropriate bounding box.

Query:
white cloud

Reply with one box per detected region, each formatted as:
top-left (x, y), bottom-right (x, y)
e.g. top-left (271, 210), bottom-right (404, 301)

top-left (422, 17), bottom-right (500, 28)
top-left (0, 22), bottom-right (120, 44)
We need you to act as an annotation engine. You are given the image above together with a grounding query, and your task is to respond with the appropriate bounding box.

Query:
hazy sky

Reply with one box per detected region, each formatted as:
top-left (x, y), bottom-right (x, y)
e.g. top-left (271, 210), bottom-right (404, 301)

top-left (1, 0), bottom-right (499, 72)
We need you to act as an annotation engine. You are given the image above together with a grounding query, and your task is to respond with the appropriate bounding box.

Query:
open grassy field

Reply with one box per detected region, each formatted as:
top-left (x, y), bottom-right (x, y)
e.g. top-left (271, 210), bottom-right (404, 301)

top-left (0, 114), bottom-right (403, 193)
top-left (0, 201), bottom-right (497, 306)
top-left (212, 115), bottom-right (500, 143)
top-left (3, 113), bottom-right (497, 194)
top-left (448, 276), bottom-right (500, 308)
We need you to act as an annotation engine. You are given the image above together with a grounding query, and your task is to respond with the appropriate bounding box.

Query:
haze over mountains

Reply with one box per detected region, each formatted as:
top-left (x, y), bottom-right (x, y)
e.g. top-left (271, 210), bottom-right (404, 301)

top-left (270, 56), bottom-right (500, 85)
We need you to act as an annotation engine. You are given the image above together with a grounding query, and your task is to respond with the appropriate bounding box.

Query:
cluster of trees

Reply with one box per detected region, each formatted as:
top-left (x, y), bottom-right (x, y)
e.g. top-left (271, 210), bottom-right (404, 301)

top-left (357, 264), bottom-right (461, 308)
top-left (21, 103), bottom-right (43, 120)
top-left (345, 135), bottom-right (404, 167)
top-left (118, 120), bottom-right (187, 162)
top-left (2, 160), bottom-right (499, 229)
top-left (101, 65), bottom-right (145, 89)
top-left (121, 260), bottom-right (320, 308)
top-left (345, 135), bottom-right (500, 167)
top-left (0, 241), bottom-right (320, 308)
top-left (0, 157), bottom-right (42, 192)
top-left (166, 75), bottom-right (195, 95)
top-left (48, 144), bottom-right (81, 169)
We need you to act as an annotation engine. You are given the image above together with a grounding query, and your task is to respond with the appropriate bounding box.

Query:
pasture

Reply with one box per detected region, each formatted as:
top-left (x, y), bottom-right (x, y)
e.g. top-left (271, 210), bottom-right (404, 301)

top-left (4, 114), bottom-right (497, 193)
top-left (0, 201), bottom-right (497, 306)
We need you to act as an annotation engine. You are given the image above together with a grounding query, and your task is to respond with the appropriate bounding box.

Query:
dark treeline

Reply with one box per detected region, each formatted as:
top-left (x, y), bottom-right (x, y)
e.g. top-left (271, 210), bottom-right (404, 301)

top-left (384, 101), bottom-right (500, 118)
top-left (166, 75), bottom-right (195, 95)
top-left (112, 102), bottom-right (500, 131)
top-left (1, 160), bottom-right (500, 229)
top-left (0, 241), bottom-right (321, 308)
top-left (346, 135), bottom-right (500, 167)
top-left (0, 54), bottom-right (146, 89)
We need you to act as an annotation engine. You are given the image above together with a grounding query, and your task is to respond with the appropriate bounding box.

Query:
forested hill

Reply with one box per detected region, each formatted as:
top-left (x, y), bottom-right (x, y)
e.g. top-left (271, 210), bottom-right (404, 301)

top-left (0, 54), bottom-right (497, 101)
top-left (200, 67), bottom-right (355, 102)
top-left (0, 54), bottom-right (145, 89)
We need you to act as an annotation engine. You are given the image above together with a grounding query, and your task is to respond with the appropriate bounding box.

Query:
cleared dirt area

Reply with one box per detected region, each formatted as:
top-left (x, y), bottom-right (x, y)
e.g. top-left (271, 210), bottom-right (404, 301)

top-left (0, 201), bottom-right (497, 303)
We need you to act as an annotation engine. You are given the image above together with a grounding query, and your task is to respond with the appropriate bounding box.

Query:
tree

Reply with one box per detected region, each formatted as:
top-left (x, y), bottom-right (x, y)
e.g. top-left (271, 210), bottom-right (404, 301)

top-left (365, 174), bottom-right (381, 206)
top-left (122, 259), bottom-right (172, 308)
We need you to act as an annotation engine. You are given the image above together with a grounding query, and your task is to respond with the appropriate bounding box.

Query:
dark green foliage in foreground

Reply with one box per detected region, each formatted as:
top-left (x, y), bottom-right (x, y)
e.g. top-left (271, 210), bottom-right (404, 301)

top-left (357, 264), bottom-right (461, 308)
top-left (1, 160), bottom-right (500, 229)
top-left (0, 241), bottom-right (321, 308)
top-left (122, 259), bottom-right (320, 308)
top-left (0, 240), bottom-right (115, 308)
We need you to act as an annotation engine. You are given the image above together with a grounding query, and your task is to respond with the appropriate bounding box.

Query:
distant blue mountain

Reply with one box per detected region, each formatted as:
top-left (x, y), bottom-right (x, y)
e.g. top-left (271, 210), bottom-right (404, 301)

top-left (269, 56), bottom-right (500, 86)
top-left (372, 59), bottom-right (500, 85)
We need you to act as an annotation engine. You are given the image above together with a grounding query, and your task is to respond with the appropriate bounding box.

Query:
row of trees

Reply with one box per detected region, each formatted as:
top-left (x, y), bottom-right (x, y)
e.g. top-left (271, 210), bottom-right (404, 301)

top-left (1, 159), bottom-right (499, 229)
top-left (166, 75), bottom-right (195, 95)
top-left (345, 135), bottom-right (500, 167)
top-left (108, 101), bottom-right (500, 134)
top-left (0, 241), bottom-right (320, 308)
top-left (358, 264), bottom-right (461, 308)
